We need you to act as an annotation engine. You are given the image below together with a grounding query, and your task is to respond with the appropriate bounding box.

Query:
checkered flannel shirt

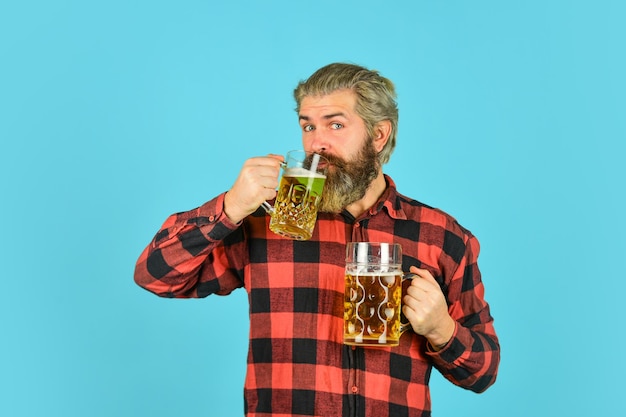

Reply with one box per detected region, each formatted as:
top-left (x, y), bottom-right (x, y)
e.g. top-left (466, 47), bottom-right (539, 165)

top-left (134, 175), bottom-right (500, 417)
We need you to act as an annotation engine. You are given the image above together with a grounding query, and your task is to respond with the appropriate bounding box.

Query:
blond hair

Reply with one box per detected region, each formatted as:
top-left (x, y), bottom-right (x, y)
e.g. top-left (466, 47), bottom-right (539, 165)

top-left (294, 63), bottom-right (399, 165)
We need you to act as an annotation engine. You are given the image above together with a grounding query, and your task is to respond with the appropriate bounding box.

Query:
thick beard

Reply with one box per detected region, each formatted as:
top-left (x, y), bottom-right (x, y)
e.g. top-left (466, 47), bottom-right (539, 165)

top-left (318, 139), bottom-right (380, 213)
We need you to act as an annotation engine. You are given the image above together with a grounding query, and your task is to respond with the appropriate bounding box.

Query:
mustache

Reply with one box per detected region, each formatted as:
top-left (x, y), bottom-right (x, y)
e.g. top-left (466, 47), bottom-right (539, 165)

top-left (316, 152), bottom-right (348, 170)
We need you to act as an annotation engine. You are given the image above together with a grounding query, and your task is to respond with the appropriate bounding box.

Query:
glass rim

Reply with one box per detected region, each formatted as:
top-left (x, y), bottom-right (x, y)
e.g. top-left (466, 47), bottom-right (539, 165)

top-left (345, 242), bottom-right (402, 265)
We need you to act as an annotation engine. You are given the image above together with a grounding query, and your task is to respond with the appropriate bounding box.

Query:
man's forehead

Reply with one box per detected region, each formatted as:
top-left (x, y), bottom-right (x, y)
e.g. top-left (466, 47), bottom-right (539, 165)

top-left (299, 89), bottom-right (357, 117)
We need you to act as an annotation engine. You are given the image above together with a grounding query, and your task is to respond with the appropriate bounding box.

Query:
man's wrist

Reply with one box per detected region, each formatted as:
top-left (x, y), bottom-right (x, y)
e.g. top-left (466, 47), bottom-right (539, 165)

top-left (426, 317), bottom-right (456, 352)
top-left (223, 191), bottom-right (246, 224)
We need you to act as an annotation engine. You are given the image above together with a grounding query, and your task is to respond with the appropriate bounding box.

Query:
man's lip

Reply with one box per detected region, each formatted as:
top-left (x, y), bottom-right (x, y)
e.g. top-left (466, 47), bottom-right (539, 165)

top-left (312, 153), bottom-right (332, 169)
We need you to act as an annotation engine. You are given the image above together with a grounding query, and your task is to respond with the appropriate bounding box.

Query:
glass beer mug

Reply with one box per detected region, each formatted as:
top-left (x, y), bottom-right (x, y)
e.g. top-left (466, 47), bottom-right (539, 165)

top-left (343, 242), bottom-right (414, 347)
top-left (262, 150), bottom-right (328, 241)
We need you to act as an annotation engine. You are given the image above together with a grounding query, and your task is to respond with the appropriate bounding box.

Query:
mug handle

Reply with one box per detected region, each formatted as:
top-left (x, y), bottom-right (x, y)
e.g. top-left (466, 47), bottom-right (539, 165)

top-left (399, 273), bottom-right (416, 334)
top-left (260, 160), bottom-right (288, 214)
top-left (261, 201), bottom-right (274, 214)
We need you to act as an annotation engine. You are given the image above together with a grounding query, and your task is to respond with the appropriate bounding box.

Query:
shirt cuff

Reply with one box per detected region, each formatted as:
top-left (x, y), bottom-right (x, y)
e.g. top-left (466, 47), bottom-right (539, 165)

top-left (195, 193), bottom-right (242, 235)
top-left (425, 321), bottom-right (458, 356)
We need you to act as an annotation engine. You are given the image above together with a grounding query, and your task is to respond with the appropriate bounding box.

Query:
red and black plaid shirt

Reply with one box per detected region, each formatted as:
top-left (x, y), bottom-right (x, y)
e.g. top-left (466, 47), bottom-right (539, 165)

top-left (134, 175), bottom-right (500, 417)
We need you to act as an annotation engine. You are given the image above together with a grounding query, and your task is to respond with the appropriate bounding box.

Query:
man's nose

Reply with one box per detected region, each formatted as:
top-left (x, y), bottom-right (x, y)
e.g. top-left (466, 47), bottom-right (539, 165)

top-left (308, 129), bottom-right (329, 153)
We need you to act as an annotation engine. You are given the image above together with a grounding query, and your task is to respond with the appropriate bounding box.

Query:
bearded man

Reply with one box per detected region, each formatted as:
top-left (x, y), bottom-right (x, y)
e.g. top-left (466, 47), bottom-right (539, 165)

top-left (134, 63), bottom-right (500, 417)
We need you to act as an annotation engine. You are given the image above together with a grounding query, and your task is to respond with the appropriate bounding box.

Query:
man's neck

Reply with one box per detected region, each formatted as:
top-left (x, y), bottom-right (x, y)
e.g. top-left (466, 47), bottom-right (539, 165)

top-left (344, 171), bottom-right (387, 219)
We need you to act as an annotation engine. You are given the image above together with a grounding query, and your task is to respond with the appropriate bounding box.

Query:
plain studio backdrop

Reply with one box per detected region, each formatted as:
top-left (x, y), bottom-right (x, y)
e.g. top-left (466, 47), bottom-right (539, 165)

top-left (1, 1), bottom-right (624, 416)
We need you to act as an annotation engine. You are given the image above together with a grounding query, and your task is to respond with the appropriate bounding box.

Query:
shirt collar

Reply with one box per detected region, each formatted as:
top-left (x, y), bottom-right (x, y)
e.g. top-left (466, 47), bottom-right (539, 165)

top-left (363, 175), bottom-right (408, 221)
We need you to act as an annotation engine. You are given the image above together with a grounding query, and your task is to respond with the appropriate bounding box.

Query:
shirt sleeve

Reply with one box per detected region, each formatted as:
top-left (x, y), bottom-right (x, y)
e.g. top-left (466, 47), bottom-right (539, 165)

top-left (133, 193), bottom-right (247, 298)
top-left (425, 231), bottom-right (501, 393)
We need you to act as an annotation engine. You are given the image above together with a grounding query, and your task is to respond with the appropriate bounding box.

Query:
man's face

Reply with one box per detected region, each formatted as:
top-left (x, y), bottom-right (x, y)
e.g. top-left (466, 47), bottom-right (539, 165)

top-left (298, 89), bottom-right (380, 213)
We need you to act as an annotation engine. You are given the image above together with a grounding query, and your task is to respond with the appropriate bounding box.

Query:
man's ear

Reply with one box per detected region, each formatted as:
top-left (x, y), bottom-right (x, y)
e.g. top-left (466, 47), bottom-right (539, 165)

top-left (373, 120), bottom-right (392, 153)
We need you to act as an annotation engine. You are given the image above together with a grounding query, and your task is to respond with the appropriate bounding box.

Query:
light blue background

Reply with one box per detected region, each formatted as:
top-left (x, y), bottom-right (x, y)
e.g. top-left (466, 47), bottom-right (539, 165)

top-left (1, 1), bottom-right (624, 416)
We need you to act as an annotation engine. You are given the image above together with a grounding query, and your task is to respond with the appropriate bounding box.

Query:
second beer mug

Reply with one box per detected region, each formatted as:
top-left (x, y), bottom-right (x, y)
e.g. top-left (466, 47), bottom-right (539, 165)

top-left (263, 150), bottom-right (328, 241)
top-left (343, 242), bottom-right (413, 347)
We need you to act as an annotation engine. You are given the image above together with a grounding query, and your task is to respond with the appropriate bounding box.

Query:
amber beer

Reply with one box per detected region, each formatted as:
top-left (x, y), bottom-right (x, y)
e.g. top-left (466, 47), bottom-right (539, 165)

top-left (269, 167), bottom-right (326, 240)
top-left (344, 271), bottom-right (403, 346)
top-left (344, 242), bottom-right (407, 347)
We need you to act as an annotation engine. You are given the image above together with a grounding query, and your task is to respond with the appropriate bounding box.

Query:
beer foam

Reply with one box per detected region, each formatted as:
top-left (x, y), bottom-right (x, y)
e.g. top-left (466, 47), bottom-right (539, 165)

top-left (350, 271), bottom-right (400, 276)
top-left (284, 167), bottom-right (326, 178)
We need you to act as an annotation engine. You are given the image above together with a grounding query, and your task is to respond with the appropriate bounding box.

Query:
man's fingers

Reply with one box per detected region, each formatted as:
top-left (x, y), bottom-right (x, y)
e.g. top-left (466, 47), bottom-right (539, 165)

top-left (408, 266), bottom-right (440, 290)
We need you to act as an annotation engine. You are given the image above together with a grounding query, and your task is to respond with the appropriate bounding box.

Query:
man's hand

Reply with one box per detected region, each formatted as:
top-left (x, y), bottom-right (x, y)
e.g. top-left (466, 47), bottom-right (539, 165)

top-left (402, 266), bottom-right (456, 351)
top-left (224, 154), bottom-right (284, 224)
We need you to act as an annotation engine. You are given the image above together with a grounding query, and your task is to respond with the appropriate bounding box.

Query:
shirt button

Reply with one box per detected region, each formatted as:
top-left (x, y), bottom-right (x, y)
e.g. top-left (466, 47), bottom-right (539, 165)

top-left (209, 215), bottom-right (215, 222)
top-left (351, 386), bottom-right (358, 393)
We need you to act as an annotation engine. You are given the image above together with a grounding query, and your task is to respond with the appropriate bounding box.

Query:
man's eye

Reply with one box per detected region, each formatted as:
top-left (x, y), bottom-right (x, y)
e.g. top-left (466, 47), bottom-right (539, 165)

top-left (330, 122), bottom-right (343, 130)
top-left (303, 125), bottom-right (314, 132)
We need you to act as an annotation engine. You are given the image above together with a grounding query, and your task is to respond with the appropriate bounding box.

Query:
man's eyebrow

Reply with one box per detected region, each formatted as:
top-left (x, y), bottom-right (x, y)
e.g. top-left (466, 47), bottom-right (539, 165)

top-left (322, 112), bottom-right (347, 119)
top-left (298, 112), bottom-right (347, 121)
